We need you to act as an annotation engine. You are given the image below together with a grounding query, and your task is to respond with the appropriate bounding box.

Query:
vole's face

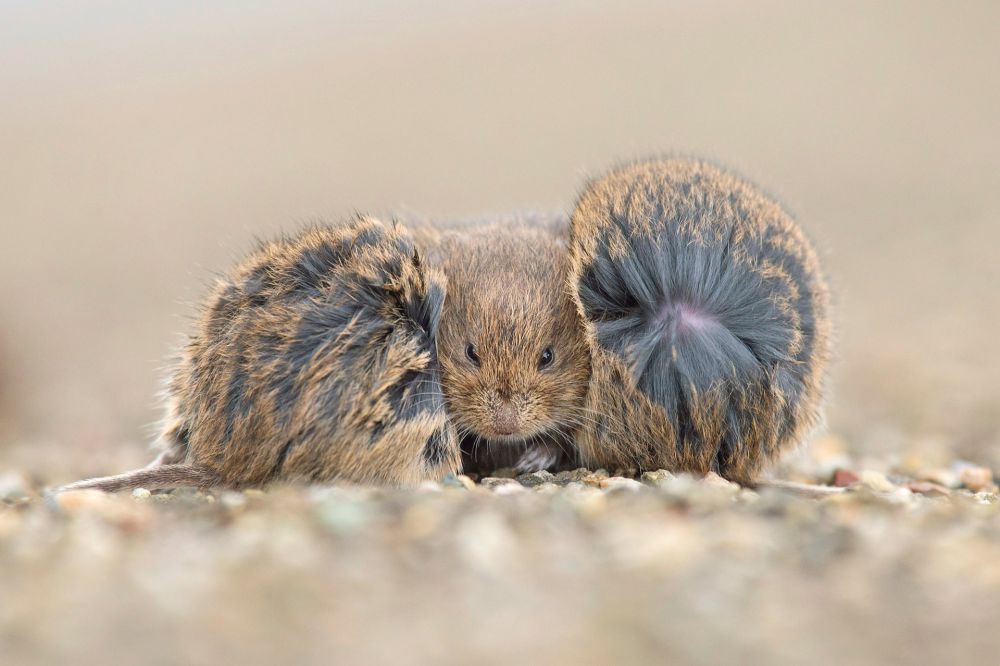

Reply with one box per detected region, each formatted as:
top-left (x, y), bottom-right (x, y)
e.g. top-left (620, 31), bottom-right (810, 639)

top-left (438, 279), bottom-right (591, 444)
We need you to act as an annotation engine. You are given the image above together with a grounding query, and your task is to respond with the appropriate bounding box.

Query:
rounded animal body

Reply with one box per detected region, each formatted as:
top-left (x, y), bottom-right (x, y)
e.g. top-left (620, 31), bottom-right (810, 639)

top-left (569, 158), bottom-right (831, 483)
top-left (61, 217), bottom-right (459, 492)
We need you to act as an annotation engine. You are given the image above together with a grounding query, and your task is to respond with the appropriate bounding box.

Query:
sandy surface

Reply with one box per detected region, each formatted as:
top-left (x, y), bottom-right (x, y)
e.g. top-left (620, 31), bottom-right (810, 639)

top-left (3, 445), bottom-right (1000, 665)
top-left (1, 1), bottom-right (998, 664)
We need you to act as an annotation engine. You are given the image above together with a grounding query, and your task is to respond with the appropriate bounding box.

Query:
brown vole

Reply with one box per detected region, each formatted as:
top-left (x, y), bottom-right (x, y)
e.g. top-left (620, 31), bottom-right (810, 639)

top-left (60, 217), bottom-right (460, 492)
top-left (411, 216), bottom-right (592, 473)
top-left (568, 158), bottom-right (831, 484)
top-left (59, 158), bottom-right (830, 491)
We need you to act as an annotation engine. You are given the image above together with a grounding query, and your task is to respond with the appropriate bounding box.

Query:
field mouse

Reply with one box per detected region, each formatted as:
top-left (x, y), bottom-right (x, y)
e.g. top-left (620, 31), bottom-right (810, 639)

top-left (568, 158), bottom-right (831, 484)
top-left (59, 158), bottom-right (831, 491)
top-left (410, 215), bottom-right (592, 473)
top-left (60, 217), bottom-right (460, 492)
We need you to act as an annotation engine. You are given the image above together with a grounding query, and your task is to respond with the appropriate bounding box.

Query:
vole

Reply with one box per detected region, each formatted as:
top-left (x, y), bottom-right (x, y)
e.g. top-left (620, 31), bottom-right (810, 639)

top-left (567, 158), bottom-right (831, 484)
top-left (59, 158), bottom-right (830, 491)
top-left (60, 217), bottom-right (460, 492)
top-left (410, 215), bottom-right (592, 473)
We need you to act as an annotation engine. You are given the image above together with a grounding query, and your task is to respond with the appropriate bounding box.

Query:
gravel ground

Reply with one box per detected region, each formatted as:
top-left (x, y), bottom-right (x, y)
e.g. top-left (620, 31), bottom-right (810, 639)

top-left (3, 437), bottom-right (999, 666)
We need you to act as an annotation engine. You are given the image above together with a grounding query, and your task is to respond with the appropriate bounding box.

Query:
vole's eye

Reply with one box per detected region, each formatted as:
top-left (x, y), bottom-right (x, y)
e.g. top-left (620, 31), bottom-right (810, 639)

top-left (538, 347), bottom-right (554, 370)
top-left (465, 343), bottom-right (481, 367)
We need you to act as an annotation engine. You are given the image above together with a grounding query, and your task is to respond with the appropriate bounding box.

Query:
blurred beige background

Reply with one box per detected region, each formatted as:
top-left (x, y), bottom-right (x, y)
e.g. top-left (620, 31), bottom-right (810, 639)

top-left (1, 0), bottom-right (997, 478)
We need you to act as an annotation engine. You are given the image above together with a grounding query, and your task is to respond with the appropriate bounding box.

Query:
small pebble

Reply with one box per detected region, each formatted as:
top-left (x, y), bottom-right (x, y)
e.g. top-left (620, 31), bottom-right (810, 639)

top-left (702, 472), bottom-right (741, 494)
top-left (611, 468), bottom-right (638, 478)
top-left (220, 491), bottom-right (247, 509)
top-left (52, 489), bottom-right (149, 530)
top-left (640, 470), bottom-right (674, 486)
top-left (858, 470), bottom-right (896, 493)
top-left (959, 466), bottom-right (997, 493)
top-left (554, 468), bottom-right (592, 485)
top-left (517, 470), bottom-right (554, 487)
top-left (315, 498), bottom-right (371, 535)
top-left (480, 477), bottom-right (521, 490)
top-left (599, 477), bottom-right (643, 492)
top-left (570, 488), bottom-right (606, 517)
top-left (492, 483), bottom-right (528, 496)
top-left (832, 469), bottom-right (860, 487)
top-left (54, 489), bottom-right (114, 513)
top-left (907, 481), bottom-right (950, 497)
top-left (916, 468), bottom-right (960, 489)
top-left (0, 471), bottom-right (32, 501)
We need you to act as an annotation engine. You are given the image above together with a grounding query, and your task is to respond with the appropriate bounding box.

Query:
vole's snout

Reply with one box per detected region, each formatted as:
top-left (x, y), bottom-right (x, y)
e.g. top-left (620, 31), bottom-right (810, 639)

top-left (493, 404), bottom-right (522, 436)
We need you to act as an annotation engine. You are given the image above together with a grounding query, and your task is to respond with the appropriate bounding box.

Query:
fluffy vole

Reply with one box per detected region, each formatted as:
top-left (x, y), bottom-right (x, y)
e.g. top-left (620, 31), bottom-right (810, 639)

top-left (60, 217), bottom-right (460, 492)
top-left (412, 217), bottom-right (591, 473)
top-left (568, 158), bottom-right (831, 484)
top-left (59, 157), bottom-right (831, 491)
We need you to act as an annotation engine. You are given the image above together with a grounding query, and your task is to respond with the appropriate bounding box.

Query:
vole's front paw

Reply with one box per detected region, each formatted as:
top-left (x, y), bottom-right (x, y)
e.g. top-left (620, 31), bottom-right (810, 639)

top-left (514, 444), bottom-right (561, 474)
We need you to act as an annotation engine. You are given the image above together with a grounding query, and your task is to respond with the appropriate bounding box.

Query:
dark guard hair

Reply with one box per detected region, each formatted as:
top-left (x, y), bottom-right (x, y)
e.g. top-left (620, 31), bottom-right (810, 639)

top-left (59, 216), bottom-right (459, 492)
top-left (569, 158), bottom-right (831, 483)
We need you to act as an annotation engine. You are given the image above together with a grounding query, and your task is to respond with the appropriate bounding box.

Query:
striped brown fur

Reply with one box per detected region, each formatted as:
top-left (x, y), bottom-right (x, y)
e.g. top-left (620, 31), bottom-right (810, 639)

top-left (59, 159), bottom-right (830, 492)
top-left (569, 158), bottom-right (831, 484)
top-left (61, 216), bottom-right (459, 492)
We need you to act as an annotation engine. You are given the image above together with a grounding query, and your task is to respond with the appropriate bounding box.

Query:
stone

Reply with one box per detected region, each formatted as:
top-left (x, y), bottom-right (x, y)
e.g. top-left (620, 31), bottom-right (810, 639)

top-left (315, 498), bottom-right (371, 535)
top-left (0, 471), bottom-right (31, 501)
top-left (599, 477), bottom-right (643, 492)
top-left (517, 470), bottom-right (555, 487)
top-left (907, 481), bottom-right (951, 497)
top-left (54, 489), bottom-right (114, 513)
top-left (858, 470), bottom-right (896, 493)
top-left (958, 466), bottom-right (997, 493)
top-left (916, 468), bottom-right (960, 489)
top-left (640, 470), bottom-right (674, 486)
top-left (831, 469), bottom-right (860, 487)
top-left (52, 489), bottom-right (149, 530)
top-left (491, 482), bottom-right (528, 495)
top-left (219, 491), bottom-right (247, 508)
top-left (480, 477), bottom-right (520, 489)
top-left (569, 488), bottom-right (607, 517)
top-left (703, 472), bottom-right (741, 493)
top-left (554, 468), bottom-right (592, 485)
top-left (611, 468), bottom-right (639, 478)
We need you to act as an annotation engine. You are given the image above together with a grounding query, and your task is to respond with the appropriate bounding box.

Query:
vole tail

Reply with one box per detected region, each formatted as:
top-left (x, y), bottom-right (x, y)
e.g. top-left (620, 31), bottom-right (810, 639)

top-left (56, 464), bottom-right (220, 493)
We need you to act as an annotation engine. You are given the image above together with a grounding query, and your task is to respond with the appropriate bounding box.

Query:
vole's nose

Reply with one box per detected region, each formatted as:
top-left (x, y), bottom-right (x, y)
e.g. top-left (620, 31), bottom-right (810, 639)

top-left (494, 404), bottom-right (521, 436)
